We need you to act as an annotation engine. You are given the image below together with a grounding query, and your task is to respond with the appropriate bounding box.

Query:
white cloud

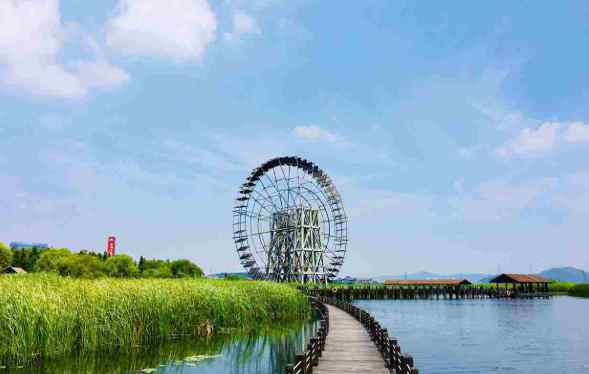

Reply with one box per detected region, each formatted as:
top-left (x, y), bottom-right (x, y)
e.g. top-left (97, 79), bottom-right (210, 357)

top-left (495, 121), bottom-right (589, 158)
top-left (224, 11), bottom-right (261, 42)
top-left (106, 0), bottom-right (216, 62)
top-left (74, 60), bottom-right (130, 90)
top-left (292, 125), bottom-right (341, 144)
top-left (563, 121), bottom-right (589, 143)
top-left (495, 122), bottom-right (560, 158)
top-left (0, 0), bottom-right (128, 98)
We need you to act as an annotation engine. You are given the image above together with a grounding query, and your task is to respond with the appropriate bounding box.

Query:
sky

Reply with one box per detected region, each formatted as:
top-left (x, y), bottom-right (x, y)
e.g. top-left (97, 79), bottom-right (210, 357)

top-left (1, 0), bottom-right (589, 276)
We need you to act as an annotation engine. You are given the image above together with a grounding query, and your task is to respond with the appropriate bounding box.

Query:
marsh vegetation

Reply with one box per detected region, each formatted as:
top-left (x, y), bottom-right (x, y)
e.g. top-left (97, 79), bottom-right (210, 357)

top-left (0, 274), bottom-right (309, 366)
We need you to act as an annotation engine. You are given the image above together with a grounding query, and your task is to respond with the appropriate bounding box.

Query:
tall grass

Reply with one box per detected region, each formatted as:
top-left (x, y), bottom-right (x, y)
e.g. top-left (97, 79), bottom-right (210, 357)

top-left (0, 274), bottom-right (309, 364)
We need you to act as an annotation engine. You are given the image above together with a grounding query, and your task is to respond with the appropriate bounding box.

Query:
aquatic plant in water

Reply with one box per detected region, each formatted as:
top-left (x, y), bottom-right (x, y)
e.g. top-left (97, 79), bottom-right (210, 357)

top-left (0, 273), bottom-right (309, 365)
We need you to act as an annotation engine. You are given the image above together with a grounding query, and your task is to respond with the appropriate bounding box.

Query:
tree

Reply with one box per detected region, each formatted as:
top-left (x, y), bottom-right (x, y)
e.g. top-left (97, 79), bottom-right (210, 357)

top-left (143, 264), bottom-right (173, 278)
top-left (35, 248), bottom-right (73, 274)
top-left (170, 259), bottom-right (204, 278)
top-left (11, 247), bottom-right (44, 271)
top-left (141, 259), bottom-right (172, 278)
top-left (30, 247), bottom-right (41, 269)
top-left (63, 254), bottom-right (106, 278)
top-left (105, 254), bottom-right (139, 277)
top-left (0, 242), bottom-right (13, 270)
top-left (138, 256), bottom-right (146, 274)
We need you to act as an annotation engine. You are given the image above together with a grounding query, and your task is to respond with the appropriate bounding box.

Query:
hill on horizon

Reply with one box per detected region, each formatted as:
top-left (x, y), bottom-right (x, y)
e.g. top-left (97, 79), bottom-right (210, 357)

top-left (372, 271), bottom-right (492, 283)
top-left (539, 267), bottom-right (588, 283)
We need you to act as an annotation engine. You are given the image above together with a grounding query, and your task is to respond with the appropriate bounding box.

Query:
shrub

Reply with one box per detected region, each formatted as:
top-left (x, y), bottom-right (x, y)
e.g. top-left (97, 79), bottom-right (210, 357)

top-left (549, 281), bottom-right (575, 293)
top-left (0, 242), bottom-right (12, 270)
top-left (569, 284), bottom-right (589, 298)
top-left (105, 254), bottom-right (139, 277)
top-left (35, 248), bottom-right (73, 273)
top-left (170, 259), bottom-right (203, 278)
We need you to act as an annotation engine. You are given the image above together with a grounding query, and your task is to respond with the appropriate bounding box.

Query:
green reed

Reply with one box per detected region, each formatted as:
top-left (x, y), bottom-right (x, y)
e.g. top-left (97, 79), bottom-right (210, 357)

top-left (0, 274), bottom-right (309, 364)
top-left (569, 283), bottom-right (589, 298)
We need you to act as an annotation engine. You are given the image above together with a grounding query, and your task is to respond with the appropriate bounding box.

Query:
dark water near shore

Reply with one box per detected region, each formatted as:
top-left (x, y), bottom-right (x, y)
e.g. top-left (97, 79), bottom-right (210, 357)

top-left (355, 296), bottom-right (589, 374)
top-left (8, 320), bottom-right (318, 374)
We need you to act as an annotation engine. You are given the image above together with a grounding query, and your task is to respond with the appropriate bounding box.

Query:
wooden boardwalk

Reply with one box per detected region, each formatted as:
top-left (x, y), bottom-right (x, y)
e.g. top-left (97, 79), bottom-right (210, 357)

top-left (314, 304), bottom-right (388, 374)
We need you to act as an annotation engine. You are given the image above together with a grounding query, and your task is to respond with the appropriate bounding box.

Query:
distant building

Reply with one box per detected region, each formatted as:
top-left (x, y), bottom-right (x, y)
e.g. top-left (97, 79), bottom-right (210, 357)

top-left (333, 276), bottom-right (375, 284)
top-left (3, 266), bottom-right (27, 274)
top-left (9, 242), bottom-right (49, 250)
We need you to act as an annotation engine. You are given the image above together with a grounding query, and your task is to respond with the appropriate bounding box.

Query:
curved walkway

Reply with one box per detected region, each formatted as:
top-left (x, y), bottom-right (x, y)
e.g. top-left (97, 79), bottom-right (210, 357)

top-left (314, 304), bottom-right (388, 374)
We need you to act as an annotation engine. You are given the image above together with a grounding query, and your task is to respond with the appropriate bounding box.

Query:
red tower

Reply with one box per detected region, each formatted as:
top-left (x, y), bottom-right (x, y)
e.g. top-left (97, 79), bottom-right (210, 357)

top-left (107, 236), bottom-right (116, 256)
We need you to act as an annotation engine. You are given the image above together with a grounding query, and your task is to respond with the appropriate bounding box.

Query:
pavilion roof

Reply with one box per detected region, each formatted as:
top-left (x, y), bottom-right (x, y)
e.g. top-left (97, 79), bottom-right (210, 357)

top-left (489, 273), bottom-right (551, 284)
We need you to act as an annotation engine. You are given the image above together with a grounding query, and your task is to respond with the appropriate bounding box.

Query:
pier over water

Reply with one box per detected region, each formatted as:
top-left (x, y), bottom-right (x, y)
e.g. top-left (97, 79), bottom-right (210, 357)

top-left (315, 304), bottom-right (388, 373)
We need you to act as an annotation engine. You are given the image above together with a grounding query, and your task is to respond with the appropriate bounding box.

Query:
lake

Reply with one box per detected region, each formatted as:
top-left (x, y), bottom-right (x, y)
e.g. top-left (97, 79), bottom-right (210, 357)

top-left (16, 320), bottom-right (319, 374)
top-left (355, 296), bottom-right (589, 374)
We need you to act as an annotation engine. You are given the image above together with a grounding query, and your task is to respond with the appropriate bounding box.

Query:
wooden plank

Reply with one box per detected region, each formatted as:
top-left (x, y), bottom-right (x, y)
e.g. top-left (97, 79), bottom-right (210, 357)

top-left (314, 305), bottom-right (388, 374)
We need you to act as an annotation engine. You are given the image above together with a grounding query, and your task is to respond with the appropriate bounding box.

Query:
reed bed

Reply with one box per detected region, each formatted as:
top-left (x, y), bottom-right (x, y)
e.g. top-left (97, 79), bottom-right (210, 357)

top-left (548, 281), bottom-right (575, 293)
top-left (0, 274), bottom-right (309, 364)
top-left (569, 284), bottom-right (589, 298)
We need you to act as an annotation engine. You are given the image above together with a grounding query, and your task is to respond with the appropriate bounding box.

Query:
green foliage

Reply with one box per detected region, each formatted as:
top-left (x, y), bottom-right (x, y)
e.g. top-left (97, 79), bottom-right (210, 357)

top-left (170, 259), bottom-right (203, 278)
top-left (9, 246), bottom-right (43, 271)
top-left (224, 274), bottom-right (249, 281)
top-left (0, 242), bottom-right (12, 270)
top-left (548, 281), bottom-right (575, 293)
top-left (35, 249), bottom-right (106, 278)
top-left (569, 283), bottom-right (589, 298)
top-left (140, 258), bottom-right (202, 279)
top-left (104, 254), bottom-right (139, 277)
top-left (63, 254), bottom-right (106, 279)
top-left (0, 274), bottom-right (310, 364)
top-left (138, 255), bottom-right (146, 273)
top-left (142, 259), bottom-right (172, 278)
top-left (35, 248), bottom-right (73, 273)
top-left (4, 245), bottom-right (204, 280)
top-left (143, 265), bottom-right (172, 278)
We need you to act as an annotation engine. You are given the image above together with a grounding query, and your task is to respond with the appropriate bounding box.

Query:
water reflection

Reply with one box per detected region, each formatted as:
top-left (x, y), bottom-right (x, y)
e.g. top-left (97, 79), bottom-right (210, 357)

top-left (8, 319), bottom-right (318, 374)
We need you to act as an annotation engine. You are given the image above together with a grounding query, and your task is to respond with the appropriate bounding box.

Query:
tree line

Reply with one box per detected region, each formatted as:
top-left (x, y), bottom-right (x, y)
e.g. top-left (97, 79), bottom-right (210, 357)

top-left (0, 242), bottom-right (203, 279)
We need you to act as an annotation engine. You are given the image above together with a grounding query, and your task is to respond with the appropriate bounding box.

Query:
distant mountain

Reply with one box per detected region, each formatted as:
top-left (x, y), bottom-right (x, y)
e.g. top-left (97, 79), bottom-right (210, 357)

top-left (539, 267), bottom-right (588, 283)
top-left (372, 272), bottom-right (492, 284)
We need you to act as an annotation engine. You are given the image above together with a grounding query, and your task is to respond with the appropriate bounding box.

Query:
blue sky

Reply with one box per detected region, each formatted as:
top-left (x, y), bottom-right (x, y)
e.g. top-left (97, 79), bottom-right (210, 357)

top-left (1, 0), bottom-right (589, 276)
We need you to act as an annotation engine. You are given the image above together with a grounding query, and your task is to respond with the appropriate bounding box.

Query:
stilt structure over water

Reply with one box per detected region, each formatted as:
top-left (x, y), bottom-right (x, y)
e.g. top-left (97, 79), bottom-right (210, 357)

top-left (489, 273), bottom-right (551, 297)
top-left (308, 274), bottom-right (553, 301)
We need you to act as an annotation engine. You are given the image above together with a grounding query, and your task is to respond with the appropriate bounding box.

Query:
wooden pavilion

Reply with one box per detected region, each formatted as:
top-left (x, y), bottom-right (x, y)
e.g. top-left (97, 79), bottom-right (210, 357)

top-left (489, 273), bottom-right (551, 294)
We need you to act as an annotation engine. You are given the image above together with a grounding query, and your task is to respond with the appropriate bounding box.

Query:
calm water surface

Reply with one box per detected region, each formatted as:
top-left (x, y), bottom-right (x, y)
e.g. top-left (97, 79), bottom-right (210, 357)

top-left (356, 296), bottom-right (589, 374)
top-left (13, 320), bottom-right (318, 374)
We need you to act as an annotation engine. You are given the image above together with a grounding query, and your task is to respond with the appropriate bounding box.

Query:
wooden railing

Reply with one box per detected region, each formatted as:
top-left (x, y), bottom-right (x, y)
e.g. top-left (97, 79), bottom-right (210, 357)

top-left (321, 297), bottom-right (419, 374)
top-left (285, 297), bottom-right (329, 374)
